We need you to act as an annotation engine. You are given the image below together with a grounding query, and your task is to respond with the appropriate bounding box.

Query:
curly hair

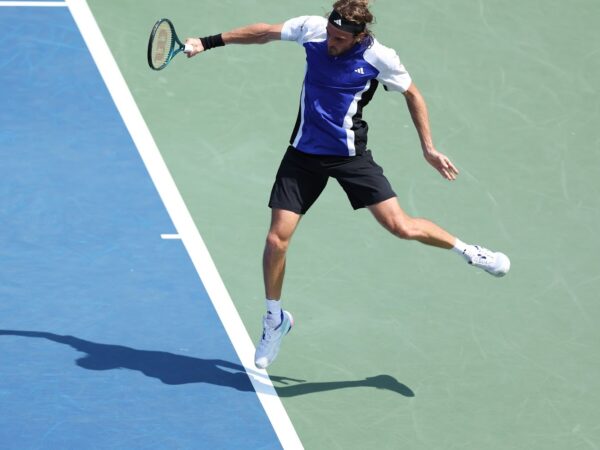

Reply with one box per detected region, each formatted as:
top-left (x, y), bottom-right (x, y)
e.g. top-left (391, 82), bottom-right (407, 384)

top-left (332, 0), bottom-right (375, 28)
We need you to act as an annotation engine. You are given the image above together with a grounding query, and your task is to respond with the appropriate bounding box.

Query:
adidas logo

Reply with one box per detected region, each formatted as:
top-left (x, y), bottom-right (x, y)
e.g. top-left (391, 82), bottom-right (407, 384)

top-left (334, 19), bottom-right (342, 26)
top-left (354, 67), bottom-right (365, 74)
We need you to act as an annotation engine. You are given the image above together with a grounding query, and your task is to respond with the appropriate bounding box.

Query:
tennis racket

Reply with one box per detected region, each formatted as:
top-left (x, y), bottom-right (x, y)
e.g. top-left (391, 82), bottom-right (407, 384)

top-left (147, 18), bottom-right (193, 70)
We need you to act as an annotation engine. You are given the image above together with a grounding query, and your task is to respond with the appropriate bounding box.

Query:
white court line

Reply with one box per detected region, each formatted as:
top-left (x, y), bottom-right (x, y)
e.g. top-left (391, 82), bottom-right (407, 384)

top-left (0, 2), bottom-right (67, 6)
top-left (160, 234), bottom-right (181, 240)
top-left (65, 1), bottom-right (303, 449)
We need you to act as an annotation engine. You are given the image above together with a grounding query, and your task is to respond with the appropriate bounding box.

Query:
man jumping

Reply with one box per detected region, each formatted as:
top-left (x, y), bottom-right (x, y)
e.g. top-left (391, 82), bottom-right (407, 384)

top-left (185, 0), bottom-right (510, 369)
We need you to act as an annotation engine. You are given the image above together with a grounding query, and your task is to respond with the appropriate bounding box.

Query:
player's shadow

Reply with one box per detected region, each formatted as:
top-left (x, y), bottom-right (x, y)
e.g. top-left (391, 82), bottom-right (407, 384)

top-left (0, 330), bottom-right (413, 397)
top-left (0, 329), bottom-right (256, 391)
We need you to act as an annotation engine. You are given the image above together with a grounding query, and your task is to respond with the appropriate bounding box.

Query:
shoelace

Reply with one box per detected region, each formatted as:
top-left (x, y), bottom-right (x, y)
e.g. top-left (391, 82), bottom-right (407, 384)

top-left (259, 316), bottom-right (282, 344)
top-left (465, 246), bottom-right (495, 266)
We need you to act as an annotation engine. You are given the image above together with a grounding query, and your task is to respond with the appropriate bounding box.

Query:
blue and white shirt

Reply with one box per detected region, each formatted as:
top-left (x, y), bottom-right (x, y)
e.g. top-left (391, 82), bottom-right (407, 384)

top-left (281, 16), bottom-right (412, 157)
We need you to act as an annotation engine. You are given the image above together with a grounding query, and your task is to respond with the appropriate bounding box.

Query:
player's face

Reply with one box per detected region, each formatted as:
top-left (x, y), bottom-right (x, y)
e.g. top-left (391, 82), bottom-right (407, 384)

top-left (326, 24), bottom-right (360, 56)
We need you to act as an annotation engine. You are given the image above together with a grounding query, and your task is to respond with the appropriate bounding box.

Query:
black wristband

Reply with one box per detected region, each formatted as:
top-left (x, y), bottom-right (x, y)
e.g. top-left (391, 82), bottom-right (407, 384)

top-left (199, 34), bottom-right (225, 50)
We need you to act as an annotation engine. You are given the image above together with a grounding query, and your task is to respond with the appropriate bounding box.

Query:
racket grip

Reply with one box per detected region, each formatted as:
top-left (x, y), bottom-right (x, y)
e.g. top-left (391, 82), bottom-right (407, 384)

top-left (184, 43), bottom-right (193, 54)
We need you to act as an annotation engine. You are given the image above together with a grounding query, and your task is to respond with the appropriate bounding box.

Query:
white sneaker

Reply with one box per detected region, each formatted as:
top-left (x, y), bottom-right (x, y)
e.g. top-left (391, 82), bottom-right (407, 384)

top-left (254, 310), bottom-right (294, 369)
top-left (463, 245), bottom-right (511, 277)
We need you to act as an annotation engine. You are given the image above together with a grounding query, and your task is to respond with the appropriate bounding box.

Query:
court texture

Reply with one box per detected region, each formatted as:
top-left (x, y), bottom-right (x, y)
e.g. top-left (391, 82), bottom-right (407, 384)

top-left (1, 0), bottom-right (599, 448)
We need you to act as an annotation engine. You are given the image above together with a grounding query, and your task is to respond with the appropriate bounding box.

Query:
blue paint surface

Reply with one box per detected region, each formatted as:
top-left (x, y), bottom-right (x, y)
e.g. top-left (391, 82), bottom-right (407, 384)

top-left (0, 7), bottom-right (280, 449)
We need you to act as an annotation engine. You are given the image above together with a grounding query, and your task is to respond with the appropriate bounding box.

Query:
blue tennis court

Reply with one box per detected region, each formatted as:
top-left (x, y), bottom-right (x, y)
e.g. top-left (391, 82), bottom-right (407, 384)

top-left (0, 3), bottom-right (286, 448)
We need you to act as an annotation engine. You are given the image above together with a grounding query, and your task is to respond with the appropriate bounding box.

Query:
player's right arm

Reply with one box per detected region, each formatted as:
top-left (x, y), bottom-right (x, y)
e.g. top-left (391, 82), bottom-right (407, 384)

top-left (186, 16), bottom-right (325, 56)
top-left (185, 23), bottom-right (284, 56)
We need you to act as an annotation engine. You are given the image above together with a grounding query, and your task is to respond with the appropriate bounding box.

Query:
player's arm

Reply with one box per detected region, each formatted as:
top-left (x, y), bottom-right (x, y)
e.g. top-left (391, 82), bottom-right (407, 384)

top-left (185, 23), bottom-right (284, 56)
top-left (403, 82), bottom-right (459, 181)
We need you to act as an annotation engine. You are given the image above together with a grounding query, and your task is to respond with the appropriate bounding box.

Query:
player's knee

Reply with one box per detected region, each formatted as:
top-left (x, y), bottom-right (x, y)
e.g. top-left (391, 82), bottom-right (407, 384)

top-left (265, 231), bottom-right (290, 254)
top-left (386, 217), bottom-right (417, 240)
top-left (393, 224), bottom-right (416, 240)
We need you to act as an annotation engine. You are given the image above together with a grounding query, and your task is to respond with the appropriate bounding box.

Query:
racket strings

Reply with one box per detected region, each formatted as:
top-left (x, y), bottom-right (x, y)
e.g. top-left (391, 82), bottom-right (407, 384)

top-left (151, 22), bottom-right (174, 68)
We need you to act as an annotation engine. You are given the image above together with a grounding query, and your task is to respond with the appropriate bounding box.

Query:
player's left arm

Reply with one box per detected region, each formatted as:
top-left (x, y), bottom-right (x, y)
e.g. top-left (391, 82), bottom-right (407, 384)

top-left (403, 82), bottom-right (459, 181)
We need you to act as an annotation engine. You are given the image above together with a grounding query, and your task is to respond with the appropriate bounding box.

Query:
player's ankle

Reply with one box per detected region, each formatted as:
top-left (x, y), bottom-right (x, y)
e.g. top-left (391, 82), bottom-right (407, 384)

top-left (265, 298), bottom-right (282, 326)
top-left (451, 237), bottom-right (470, 256)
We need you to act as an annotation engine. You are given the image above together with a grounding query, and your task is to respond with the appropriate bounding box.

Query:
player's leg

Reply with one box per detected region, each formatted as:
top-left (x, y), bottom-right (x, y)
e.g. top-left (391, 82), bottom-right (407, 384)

top-left (368, 197), bottom-right (510, 276)
top-left (265, 147), bottom-right (328, 301)
top-left (255, 147), bottom-right (328, 368)
top-left (263, 208), bottom-right (302, 301)
top-left (333, 150), bottom-right (510, 277)
top-left (367, 197), bottom-right (454, 248)
top-left (255, 208), bottom-right (299, 369)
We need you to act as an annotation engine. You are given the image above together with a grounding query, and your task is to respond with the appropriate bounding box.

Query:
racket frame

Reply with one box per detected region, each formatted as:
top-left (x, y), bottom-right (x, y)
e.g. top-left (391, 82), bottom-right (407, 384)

top-left (147, 18), bottom-right (187, 70)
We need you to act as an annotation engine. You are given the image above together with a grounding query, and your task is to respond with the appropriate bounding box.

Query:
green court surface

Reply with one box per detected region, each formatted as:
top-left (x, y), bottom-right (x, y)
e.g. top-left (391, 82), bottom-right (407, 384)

top-left (89, 0), bottom-right (600, 448)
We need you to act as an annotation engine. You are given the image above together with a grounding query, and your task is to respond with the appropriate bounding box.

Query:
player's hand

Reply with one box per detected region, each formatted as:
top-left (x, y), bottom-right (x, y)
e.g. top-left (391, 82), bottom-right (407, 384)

top-left (423, 147), bottom-right (459, 180)
top-left (184, 38), bottom-right (204, 57)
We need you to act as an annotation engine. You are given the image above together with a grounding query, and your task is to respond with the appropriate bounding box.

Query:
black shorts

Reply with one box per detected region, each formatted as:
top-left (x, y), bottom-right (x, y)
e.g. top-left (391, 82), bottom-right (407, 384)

top-left (268, 146), bottom-right (397, 214)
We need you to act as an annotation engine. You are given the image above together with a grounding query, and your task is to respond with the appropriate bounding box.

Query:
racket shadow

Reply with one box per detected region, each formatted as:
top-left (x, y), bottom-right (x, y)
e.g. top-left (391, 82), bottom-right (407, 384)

top-left (0, 329), bottom-right (254, 391)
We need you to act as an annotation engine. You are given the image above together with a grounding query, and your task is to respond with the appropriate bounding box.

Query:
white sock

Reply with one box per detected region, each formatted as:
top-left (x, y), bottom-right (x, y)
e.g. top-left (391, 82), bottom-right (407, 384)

top-left (452, 238), bottom-right (470, 256)
top-left (266, 299), bottom-right (282, 325)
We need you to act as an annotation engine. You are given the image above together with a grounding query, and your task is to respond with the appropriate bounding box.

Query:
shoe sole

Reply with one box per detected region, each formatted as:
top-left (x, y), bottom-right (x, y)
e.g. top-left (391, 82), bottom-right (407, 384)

top-left (284, 311), bottom-right (294, 334)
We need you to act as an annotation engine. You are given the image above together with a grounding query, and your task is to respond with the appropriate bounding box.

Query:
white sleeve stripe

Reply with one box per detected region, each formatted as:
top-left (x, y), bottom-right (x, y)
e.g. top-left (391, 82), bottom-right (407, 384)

top-left (281, 16), bottom-right (327, 44)
top-left (364, 41), bottom-right (412, 93)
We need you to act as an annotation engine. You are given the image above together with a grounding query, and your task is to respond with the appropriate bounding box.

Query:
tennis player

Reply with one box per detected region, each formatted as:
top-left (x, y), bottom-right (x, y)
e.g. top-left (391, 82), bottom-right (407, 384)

top-left (185, 0), bottom-right (511, 369)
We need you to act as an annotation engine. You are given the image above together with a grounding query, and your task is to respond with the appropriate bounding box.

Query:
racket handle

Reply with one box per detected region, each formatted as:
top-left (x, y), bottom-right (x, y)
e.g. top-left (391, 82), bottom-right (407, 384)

top-left (184, 43), bottom-right (193, 54)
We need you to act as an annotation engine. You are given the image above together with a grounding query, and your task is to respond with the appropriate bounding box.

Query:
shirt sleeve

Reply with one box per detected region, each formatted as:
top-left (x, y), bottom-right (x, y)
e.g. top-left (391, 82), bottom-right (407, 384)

top-left (281, 16), bottom-right (327, 45)
top-left (364, 40), bottom-right (412, 93)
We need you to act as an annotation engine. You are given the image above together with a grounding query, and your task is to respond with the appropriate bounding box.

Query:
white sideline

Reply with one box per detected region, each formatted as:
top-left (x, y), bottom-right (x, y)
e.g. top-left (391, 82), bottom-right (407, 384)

top-left (65, 1), bottom-right (303, 448)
